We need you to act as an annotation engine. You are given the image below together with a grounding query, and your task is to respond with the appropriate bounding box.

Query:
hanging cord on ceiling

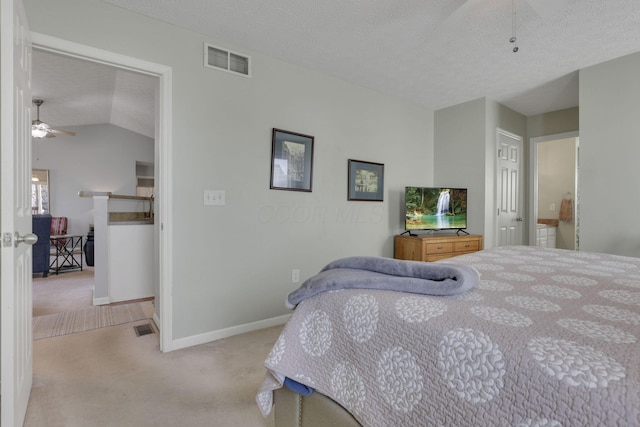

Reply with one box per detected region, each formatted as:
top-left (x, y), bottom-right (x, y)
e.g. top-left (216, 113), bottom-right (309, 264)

top-left (510, 0), bottom-right (519, 52)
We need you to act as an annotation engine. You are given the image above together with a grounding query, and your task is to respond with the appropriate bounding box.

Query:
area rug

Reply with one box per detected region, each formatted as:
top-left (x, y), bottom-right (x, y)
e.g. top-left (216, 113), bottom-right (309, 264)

top-left (33, 303), bottom-right (148, 340)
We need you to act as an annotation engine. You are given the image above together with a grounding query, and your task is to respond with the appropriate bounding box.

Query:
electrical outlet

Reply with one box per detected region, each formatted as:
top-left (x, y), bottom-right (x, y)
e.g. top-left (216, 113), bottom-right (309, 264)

top-left (204, 190), bottom-right (225, 206)
top-left (292, 269), bottom-right (300, 283)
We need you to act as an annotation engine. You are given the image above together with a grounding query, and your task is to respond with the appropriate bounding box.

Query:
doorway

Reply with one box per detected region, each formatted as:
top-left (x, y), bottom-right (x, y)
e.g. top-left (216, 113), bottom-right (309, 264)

top-left (31, 32), bottom-right (173, 351)
top-left (31, 52), bottom-right (157, 336)
top-left (529, 132), bottom-right (579, 250)
top-left (32, 46), bottom-right (157, 302)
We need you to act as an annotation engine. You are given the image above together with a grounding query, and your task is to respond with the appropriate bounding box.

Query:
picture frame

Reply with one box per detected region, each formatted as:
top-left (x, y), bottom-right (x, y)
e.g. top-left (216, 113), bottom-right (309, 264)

top-left (348, 159), bottom-right (384, 201)
top-left (270, 128), bottom-right (314, 192)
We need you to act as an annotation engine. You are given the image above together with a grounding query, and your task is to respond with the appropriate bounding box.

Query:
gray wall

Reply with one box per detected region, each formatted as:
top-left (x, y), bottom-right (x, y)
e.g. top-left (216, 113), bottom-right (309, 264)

top-left (527, 107), bottom-right (579, 140)
top-left (434, 98), bottom-right (486, 236)
top-left (579, 52), bottom-right (640, 257)
top-left (32, 123), bottom-right (154, 236)
top-left (434, 98), bottom-right (526, 248)
top-left (25, 0), bottom-right (434, 340)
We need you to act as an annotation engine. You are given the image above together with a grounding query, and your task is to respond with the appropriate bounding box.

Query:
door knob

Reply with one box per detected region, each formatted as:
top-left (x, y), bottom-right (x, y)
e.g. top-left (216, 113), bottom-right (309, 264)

top-left (516, 217), bottom-right (524, 222)
top-left (14, 232), bottom-right (38, 247)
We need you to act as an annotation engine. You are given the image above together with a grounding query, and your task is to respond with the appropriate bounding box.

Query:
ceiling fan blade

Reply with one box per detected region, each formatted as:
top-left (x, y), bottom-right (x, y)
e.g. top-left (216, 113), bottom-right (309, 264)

top-left (49, 129), bottom-right (76, 137)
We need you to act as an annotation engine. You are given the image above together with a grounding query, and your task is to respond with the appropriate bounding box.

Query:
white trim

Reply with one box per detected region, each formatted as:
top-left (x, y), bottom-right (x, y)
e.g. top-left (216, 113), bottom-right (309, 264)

top-left (152, 312), bottom-right (161, 331)
top-left (92, 296), bottom-right (110, 306)
top-left (32, 33), bottom-right (164, 77)
top-left (530, 131), bottom-right (578, 144)
top-left (157, 66), bottom-right (174, 352)
top-left (30, 32), bottom-right (175, 352)
top-left (171, 314), bottom-right (291, 351)
top-left (529, 131), bottom-right (579, 247)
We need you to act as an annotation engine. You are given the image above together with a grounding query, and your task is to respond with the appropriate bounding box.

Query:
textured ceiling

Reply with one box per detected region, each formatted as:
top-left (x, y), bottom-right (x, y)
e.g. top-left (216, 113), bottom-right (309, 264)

top-left (33, 0), bottom-right (640, 137)
top-left (101, 0), bottom-right (640, 115)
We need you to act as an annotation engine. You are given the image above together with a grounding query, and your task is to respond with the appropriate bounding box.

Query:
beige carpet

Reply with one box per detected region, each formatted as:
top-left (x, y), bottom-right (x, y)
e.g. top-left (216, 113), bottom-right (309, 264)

top-left (28, 267), bottom-right (279, 426)
top-left (33, 269), bottom-right (95, 317)
top-left (26, 321), bottom-right (280, 427)
top-left (33, 302), bottom-right (149, 340)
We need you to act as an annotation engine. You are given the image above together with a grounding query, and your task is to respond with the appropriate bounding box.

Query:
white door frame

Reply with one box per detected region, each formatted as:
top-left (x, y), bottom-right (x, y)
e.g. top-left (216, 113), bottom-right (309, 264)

top-left (495, 128), bottom-right (524, 247)
top-left (529, 131), bottom-right (579, 248)
top-left (30, 33), bottom-right (175, 351)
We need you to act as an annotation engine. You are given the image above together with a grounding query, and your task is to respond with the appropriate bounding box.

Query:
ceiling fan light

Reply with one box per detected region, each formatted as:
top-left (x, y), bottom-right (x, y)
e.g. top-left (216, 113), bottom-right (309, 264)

top-left (32, 127), bottom-right (48, 138)
top-left (31, 99), bottom-right (74, 138)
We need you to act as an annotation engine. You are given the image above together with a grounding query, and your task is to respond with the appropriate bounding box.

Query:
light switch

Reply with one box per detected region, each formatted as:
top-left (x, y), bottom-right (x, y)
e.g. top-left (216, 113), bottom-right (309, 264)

top-left (204, 190), bottom-right (225, 206)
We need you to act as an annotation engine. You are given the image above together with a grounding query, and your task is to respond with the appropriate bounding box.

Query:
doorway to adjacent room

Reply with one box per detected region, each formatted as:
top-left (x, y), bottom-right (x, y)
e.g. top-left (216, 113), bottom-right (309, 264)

top-left (31, 32), bottom-right (173, 350)
top-left (530, 132), bottom-right (579, 250)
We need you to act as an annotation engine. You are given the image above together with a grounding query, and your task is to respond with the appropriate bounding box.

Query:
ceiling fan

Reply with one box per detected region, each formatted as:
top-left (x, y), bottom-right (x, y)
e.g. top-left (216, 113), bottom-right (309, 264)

top-left (31, 99), bottom-right (76, 139)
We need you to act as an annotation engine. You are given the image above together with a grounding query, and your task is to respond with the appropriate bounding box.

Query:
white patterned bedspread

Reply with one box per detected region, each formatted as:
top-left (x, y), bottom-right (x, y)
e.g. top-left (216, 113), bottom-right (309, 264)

top-left (257, 246), bottom-right (640, 426)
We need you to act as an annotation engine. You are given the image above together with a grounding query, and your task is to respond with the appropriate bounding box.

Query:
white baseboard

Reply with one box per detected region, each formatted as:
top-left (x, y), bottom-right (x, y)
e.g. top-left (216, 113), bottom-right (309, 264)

top-left (93, 295), bottom-right (110, 306)
top-left (152, 312), bottom-right (160, 330)
top-left (170, 314), bottom-right (291, 351)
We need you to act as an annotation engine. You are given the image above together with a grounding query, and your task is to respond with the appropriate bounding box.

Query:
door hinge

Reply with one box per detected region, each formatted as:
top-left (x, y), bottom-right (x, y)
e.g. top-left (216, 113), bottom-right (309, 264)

top-left (3, 232), bottom-right (13, 247)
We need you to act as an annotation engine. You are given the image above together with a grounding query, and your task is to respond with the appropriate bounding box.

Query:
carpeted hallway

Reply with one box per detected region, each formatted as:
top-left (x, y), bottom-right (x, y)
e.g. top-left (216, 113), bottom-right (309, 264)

top-left (27, 270), bottom-right (279, 426)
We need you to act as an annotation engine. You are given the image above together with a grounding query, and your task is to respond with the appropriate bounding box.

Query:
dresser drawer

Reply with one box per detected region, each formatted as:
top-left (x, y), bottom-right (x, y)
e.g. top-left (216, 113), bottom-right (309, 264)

top-left (425, 242), bottom-right (454, 254)
top-left (425, 253), bottom-right (454, 262)
top-left (455, 240), bottom-right (480, 253)
top-left (395, 234), bottom-right (483, 262)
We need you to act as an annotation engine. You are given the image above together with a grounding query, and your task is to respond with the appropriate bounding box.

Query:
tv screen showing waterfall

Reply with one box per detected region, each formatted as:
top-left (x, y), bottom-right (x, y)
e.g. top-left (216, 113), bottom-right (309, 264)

top-left (404, 187), bottom-right (468, 231)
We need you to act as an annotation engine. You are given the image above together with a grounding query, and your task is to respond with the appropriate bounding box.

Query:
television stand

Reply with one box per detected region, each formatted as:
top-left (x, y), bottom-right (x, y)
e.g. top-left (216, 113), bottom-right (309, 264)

top-left (394, 233), bottom-right (483, 262)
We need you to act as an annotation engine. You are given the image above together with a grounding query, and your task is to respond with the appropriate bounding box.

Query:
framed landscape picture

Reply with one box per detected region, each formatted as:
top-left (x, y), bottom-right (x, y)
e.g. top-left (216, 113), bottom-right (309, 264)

top-left (270, 128), bottom-right (314, 192)
top-left (348, 159), bottom-right (384, 201)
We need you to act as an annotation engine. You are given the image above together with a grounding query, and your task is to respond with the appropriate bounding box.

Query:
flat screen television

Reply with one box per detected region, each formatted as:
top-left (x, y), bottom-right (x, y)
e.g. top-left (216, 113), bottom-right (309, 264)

top-left (404, 187), bottom-right (467, 232)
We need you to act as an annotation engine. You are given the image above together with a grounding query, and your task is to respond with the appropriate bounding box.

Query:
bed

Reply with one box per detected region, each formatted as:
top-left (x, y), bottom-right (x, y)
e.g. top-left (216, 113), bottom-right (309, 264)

top-left (257, 246), bottom-right (640, 426)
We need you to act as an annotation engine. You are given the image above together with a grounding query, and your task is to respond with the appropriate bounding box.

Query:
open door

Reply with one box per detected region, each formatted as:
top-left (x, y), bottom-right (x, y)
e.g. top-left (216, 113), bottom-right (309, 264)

top-left (1, 0), bottom-right (34, 425)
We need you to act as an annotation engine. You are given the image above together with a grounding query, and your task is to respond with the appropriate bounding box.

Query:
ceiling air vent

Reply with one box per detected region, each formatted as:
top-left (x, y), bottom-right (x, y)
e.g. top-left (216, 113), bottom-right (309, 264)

top-left (204, 43), bottom-right (251, 77)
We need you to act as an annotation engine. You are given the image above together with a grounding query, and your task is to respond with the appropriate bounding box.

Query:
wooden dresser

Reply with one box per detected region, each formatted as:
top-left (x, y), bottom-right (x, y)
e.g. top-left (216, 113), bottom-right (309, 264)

top-left (394, 234), bottom-right (483, 262)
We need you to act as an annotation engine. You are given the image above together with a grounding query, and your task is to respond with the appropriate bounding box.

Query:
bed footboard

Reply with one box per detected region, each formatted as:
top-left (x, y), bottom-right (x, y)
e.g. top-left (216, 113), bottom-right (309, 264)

top-left (273, 387), bottom-right (361, 427)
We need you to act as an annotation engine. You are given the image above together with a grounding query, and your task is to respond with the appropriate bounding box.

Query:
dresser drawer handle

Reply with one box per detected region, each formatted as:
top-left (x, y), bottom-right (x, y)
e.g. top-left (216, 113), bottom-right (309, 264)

top-left (437, 246), bottom-right (444, 249)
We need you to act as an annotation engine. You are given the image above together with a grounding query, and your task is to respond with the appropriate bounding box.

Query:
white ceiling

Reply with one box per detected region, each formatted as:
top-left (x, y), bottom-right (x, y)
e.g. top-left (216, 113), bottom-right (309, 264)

top-left (32, 49), bottom-right (156, 138)
top-left (33, 0), bottom-right (640, 137)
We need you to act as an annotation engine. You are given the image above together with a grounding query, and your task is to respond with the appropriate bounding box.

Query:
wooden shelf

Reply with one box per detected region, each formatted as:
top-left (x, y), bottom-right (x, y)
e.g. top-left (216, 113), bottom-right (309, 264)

top-left (394, 234), bottom-right (483, 262)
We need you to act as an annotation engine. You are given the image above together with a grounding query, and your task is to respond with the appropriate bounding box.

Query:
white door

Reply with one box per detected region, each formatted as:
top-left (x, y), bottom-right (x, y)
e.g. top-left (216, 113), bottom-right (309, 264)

top-left (1, 0), bottom-right (33, 425)
top-left (496, 129), bottom-right (523, 246)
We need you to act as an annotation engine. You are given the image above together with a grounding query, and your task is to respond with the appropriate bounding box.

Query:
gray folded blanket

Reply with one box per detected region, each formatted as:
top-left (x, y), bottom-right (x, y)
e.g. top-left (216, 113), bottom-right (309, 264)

top-left (286, 256), bottom-right (480, 308)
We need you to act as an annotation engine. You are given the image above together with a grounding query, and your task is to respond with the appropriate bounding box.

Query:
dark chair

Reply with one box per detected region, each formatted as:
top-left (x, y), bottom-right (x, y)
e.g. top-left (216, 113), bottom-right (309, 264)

top-left (32, 214), bottom-right (52, 277)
